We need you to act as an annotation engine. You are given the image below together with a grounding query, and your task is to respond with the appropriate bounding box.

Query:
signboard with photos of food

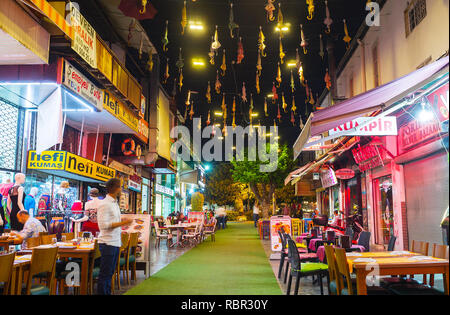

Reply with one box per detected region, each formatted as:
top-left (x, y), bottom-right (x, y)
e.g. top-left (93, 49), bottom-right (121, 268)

top-left (270, 216), bottom-right (292, 252)
top-left (121, 214), bottom-right (151, 262)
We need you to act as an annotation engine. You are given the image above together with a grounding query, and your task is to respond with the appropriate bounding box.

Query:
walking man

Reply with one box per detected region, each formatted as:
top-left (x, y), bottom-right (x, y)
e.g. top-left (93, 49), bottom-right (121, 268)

top-left (97, 178), bottom-right (132, 295)
top-left (253, 202), bottom-right (260, 228)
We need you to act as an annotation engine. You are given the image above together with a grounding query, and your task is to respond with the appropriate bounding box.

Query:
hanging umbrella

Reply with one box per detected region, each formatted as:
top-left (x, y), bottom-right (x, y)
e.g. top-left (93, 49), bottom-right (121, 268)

top-left (119, 0), bottom-right (158, 20)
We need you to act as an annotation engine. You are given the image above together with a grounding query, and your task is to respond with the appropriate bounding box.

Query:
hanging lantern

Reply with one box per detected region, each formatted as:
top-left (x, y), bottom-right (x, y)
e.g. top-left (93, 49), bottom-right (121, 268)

top-left (256, 71), bottom-right (260, 94)
top-left (324, 0), bottom-right (333, 34)
top-left (206, 81), bottom-right (211, 103)
top-left (215, 71), bottom-right (222, 94)
top-left (220, 49), bottom-right (227, 76)
top-left (258, 26), bottom-right (267, 57)
top-left (306, 0), bottom-right (315, 21)
top-left (265, 0), bottom-right (276, 22)
top-left (279, 35), bottom-right (285, 64)
top-left (229, 3), bottom-right (239, 38)
top-left (181, 1), bottom-right (187, 35)
top-left (300, 24), bottom-right (308, 54)
top-left (162, 20), bottom-right (169, 52)
top-left (343, 19), bottom-right (352, 49)
top-left (237, 37), bottom-right (244, 64)
top-left (275, 62), bottom-right (282, 87)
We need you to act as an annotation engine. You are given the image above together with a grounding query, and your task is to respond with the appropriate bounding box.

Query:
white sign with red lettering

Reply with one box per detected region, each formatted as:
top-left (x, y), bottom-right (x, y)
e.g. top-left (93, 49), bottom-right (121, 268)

top-left (329, 117), bottom-right (398, 136)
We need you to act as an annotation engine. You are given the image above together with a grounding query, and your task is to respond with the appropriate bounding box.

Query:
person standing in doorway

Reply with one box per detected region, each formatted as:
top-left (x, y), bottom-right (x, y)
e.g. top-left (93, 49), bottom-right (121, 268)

top-left (97, 178), bottom-right (132, 295)
top-left (253, 202), bottom-right (260, 228)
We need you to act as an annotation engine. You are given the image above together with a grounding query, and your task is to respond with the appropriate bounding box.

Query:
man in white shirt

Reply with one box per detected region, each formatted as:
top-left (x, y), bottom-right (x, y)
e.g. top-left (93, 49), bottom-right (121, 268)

top-left (215, 206), bottom-right (227, 230)
top-left (253, 202), bottom-right (261, 228)
top-left (97, 178), bottom-right (132, 295)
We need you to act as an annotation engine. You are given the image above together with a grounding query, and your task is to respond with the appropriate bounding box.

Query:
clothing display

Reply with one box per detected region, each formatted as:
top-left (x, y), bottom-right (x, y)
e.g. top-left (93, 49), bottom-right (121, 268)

top-left (8, 185), bottom-right (25, 231)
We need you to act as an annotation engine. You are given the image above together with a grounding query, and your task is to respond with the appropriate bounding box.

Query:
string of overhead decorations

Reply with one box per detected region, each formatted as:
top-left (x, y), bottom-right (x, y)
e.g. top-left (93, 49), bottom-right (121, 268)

top-left (148, 0), bottom-right (364, 134)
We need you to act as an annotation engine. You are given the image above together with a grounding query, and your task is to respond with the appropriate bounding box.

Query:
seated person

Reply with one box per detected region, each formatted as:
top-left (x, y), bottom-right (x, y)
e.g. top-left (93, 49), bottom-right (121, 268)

top-left (204, 211), bottom-right (216, 232)
top-left (10, 210), bottom-right (46, 248)
top-left (330, 210), bottom-right (342, 227)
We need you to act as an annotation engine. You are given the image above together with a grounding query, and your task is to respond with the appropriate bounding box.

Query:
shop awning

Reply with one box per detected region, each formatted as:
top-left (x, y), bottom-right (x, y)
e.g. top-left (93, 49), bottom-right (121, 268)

top-left (284, 162), bottom-right (314, 186)
top-left (294, 56), bottom-right (449, 159)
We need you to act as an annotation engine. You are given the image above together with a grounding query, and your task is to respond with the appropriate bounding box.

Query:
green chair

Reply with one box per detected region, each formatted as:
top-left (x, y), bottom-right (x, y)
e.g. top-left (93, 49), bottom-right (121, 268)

top-left (286, 239), bottom-right (328, 295)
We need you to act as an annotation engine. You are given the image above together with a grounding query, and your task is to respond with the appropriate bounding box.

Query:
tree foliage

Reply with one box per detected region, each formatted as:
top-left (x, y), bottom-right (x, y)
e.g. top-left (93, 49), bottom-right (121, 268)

top-left (204, 163), bottom-right (243, 207)
top-left (231, 144), bottom-right (295, 218)
top-left (191, 192), bottom-right (204, 212)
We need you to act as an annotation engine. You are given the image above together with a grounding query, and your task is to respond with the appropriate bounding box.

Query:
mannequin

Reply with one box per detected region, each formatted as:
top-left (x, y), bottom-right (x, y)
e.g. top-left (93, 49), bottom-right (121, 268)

top-left (7, 173), bottom-right (26, 231)
top-left (24, 187), bottom-right (39, 217)
top-left (71, 188), bottom-right (100, 235)
top-left (53, 181), bottom-right (70, 212)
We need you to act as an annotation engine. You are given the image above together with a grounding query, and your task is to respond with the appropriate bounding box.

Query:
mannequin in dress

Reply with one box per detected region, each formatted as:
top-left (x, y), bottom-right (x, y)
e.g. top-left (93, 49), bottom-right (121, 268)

top-left (53, 181), bottom-right (70, 212)
top-left (7, 173), bottom-right (26, 231)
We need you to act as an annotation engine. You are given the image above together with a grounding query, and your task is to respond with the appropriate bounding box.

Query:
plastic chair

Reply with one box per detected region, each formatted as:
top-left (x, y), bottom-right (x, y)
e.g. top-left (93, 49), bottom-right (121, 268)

top-left (285, 239), bottom-right (328, 295)
top-left (154, 221), bottom-right (172, 248)
top-left (0, 252), bottom-right (15, 295)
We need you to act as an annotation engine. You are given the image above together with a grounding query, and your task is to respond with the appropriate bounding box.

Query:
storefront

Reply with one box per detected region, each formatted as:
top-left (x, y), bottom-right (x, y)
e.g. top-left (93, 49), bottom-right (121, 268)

top-left (153, 175), bottom-right (175, 218)
top-left (26, 150), bottom-right (116, 213)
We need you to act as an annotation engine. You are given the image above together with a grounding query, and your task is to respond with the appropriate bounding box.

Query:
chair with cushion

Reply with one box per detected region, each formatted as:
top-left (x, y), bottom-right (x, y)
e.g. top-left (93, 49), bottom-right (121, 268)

top-left (24, 246), bottom-right (58, 295)
top-left (88, 241), bottom-right (101, 295)
top-left (285, 239), bottom-right (328, 295)
top-left (356, 231), bottom-right (371, 252)
top-left (115, 233), bottom-right (130, 289)
top-left (0, 252), bottom-right (15, 295)
top-left (324, 245), bottom-right (340, 295)
top-left (128, 232), bottom-right (139, 283)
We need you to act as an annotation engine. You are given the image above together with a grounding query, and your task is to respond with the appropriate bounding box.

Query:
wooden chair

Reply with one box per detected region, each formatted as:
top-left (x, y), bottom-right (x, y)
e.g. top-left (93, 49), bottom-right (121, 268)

top-left (26, 237), bottom-right (41, 249)
top-left (40, 234), bottom-right (57, 245)
top-left (203, 219), bottom-right (217, 242)
top-left (112, 233), bottom-right (130, 291)
top-left (0, 252), bottom-right (15, 295)
top-left (61, 233), bottom-right (74, 241)
top-left (88, 241), bottom-right (101, 295)
top-left (411, 240), bottom-right (429, 283)
top-left (128, 233), bottom-right (139, 283)
top-left (324, 245), bottom-right (341, 295)
top-left (429, 244), bottom-right (449, 287)
top-left (24, 247), bottom-right (58, 295)
top-left (334, 248), bottom-right (356, 295)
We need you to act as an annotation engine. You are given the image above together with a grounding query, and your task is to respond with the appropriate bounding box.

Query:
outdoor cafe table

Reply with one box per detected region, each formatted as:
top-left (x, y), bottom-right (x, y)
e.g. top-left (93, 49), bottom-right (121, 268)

top-left (14, 242), bottom-right (95, 295)
top-left (346, 253), bottom-right (449, 295)
top-left (166, 223), bottom-right (197, 248)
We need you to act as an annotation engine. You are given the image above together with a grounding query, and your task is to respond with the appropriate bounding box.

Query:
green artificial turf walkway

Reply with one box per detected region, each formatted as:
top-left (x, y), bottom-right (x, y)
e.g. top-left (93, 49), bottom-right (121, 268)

top-left (125, 222), bottom-right (282, 295)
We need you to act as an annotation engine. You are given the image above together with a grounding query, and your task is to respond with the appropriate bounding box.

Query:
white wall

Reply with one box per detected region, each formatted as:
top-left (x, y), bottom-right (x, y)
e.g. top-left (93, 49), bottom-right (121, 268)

top-left (336, 0), bottom-right (449, 99)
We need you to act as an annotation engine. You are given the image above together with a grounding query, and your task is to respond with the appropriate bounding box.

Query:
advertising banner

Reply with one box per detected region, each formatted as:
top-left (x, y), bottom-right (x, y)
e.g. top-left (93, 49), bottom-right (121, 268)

top-left (328, 116), bottom-right (398, 137)
top-left (270, 216), bottom-right (292, 252)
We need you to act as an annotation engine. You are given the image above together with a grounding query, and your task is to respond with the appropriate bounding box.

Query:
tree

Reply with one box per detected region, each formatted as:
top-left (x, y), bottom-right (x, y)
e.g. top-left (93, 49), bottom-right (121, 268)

top-left (231, 144), bottom-right (295, 218)
top-left (275, 183), bottom-right (297, 205)
top-left (204, 163), bottom-right (242, 207)
top-left (191, 192), bottom-right (204, 212)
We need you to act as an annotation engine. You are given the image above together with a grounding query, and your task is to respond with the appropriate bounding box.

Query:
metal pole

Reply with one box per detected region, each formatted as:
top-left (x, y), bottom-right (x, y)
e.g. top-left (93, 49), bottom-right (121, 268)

top-left (94, 124), bottom-right (99, 161)
top-left (106, 132), bottom-right (112, 165)
top-left (78, 116), bottom-right (84, 156)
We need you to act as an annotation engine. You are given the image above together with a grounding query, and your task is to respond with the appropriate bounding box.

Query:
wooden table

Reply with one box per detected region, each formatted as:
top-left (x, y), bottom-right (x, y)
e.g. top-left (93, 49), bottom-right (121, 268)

top-left (348, 253), bottom-right (449, 295)
top-left (166, 223), bottom-right (197, 248)
top-left (15, 243), bottom-right (94, 295)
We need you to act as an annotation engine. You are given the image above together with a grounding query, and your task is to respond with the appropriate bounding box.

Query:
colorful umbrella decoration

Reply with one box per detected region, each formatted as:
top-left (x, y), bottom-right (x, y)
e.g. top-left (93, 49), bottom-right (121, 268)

top-left (229, 3), bottom-right (239, 38)
top-left (237, 37), bottom-right (244, 64)
top-left (279, 35), bottom-right (285, 64)
top-left (215, 71), bottom-right (222, 94)
top-left (206, 81), bottom-right (211, 103)
top-left (220, 49), bottom-right (227, 76)
top-left (275, 62), bottom-right (282, 87)
top-left (181, 1), bottom-right (187, 35)
top-left (324, 0), bottom-right (333, 34)
top-left (265, 0), bottom-right (276, 22)
top-left (343, 19), bottom-right (352, 48)
top-left (119, 0), bottom-right (157, 20)
top-left (306, 0), bottom-right (315, 21)
top-left (258, 26), bottom-right (267, 57)
top-left (300, 24), bottom-right (308, 54)
top-left (256, 71), bottom-right (261, 94)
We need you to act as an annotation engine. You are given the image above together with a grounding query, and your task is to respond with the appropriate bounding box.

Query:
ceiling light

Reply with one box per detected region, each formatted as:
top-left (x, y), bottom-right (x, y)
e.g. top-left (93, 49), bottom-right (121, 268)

top-left (214, 112), bottom-right (223, 116)
top-left (192, 58), bottom-right (206, 67)
top-left (287, 61), bottom-right (297, 68)
top-left (251, 113), bottom-right (259, 117)
top-left (189, 21), bottom-right (204, 31)
top-left (267, 94), bottom-right (274, 98)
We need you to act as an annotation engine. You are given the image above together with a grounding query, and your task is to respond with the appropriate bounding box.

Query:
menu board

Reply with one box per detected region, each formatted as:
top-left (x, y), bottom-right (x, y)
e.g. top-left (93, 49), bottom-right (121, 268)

top-left (188, 212), bottom-right (204, 223)
top-left (270, 216), bottom-right (292, 252)
top-left (121, 214), bottom-right (151, 262)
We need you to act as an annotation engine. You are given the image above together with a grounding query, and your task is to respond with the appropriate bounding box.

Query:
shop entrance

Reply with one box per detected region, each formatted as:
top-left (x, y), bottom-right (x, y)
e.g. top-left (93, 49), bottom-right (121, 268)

top-left (373, 175), bottom-right (394, 246)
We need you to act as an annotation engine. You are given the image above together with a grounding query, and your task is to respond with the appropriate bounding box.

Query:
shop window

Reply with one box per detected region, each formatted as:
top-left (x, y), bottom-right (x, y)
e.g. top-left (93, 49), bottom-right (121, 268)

top-left (0, 100), bottom-right (24, 172)
top-left (404, 0), bottom-right (427, 37)
top-left (373, 176), bottom-right (394, 246)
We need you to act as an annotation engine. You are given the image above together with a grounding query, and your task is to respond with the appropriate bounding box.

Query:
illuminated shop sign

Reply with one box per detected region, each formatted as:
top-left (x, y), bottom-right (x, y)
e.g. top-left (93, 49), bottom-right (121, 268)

top-left (155, 183), bottom-right (174, 197)
top-left (27, 151), bottom-right (115, 182)
top-left (320, 168), bottom-right (338, 188)
top-left (329, 117), bottom-right (398, 136)
top-left (352, 144), bottom-right (384, 172)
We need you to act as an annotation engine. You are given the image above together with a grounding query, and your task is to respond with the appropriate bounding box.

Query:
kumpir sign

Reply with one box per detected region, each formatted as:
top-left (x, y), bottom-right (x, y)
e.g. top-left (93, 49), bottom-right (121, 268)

top-left (27, 151), bottom-right (116, 182)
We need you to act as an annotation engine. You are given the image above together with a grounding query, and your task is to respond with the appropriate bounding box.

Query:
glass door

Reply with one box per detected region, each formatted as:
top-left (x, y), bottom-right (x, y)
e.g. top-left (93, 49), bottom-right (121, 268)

top-left (373, 176), bottom-right (394, 245)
